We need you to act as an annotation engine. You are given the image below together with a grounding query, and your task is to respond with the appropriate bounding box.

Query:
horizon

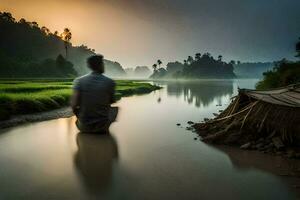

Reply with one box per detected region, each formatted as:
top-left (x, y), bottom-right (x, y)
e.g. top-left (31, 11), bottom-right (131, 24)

top-left (1, 0), bottom-right (299, 68)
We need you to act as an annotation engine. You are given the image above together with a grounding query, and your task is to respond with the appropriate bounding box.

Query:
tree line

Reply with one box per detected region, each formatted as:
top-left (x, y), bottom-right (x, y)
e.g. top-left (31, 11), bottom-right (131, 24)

top-left (150, 53), bottom-right (236, 79)
top-left (0, 12), bottom-right (126, 78)
top-left (0, 12), bottom-right (82, 77)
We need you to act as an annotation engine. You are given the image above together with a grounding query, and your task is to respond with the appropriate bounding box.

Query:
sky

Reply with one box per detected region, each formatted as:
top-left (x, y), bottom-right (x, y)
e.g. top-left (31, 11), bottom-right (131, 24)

top-left (1, 0), bottom-right (300, 68)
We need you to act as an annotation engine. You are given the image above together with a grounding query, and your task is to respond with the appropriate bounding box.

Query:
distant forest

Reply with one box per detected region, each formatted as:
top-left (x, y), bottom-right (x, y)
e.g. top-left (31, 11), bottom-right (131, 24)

top-left (125, 66), bottom-right (152, 78)
top-left (0, 12), bottom-right (125, 78)
top-left (150, 54), bottom-right (236, 79)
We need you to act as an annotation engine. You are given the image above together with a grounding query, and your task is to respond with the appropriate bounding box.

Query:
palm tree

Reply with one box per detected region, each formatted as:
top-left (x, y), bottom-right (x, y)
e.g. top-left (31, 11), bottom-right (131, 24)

top-left (30, 21), bottom-right (39, 28)
top-left (41, 26), bottom-right (50, 35)
top-left (152, 64), bottom-right (158, 71)
top-left (60, 28), bottom-right (72, 59)
top-left (187, 56), bottom-right (194, 64)
top-left (195, 53), bottom-right (201, 61)
top-left (218, 55), bottom-right (223, 62)
top-left (157, 60), bottom-right (162, 68)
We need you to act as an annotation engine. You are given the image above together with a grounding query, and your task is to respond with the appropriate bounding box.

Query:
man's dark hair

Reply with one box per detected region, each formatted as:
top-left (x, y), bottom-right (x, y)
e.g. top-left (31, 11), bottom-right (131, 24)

top-left (87, 55), bottom-right (104, 73)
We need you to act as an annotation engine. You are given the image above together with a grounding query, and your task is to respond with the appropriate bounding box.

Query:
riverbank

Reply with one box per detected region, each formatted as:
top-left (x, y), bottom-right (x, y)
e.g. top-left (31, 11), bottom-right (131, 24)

top-left (0, 79), bottom-right (161, 126)
top-left (0, 107), bottom-right (73, 129)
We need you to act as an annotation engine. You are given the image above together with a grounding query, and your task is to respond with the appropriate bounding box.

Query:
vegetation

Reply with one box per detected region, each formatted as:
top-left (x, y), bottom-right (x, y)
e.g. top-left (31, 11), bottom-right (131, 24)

top-left (125, 66), bottom-right (151, 78)
top-left (256, 38), bottom-right (300, 89)
top-left (60, 28), bottom-right (72, 59)
top-left (134, 66), bottom-right (151, 77)
top-left (0, 53), bottom-right (77, 78)
top-left (0, 80), bottom-right (160, 120)
top-left (296, 37), bottom-right (300, 57)
top-left (103, 60), bottom-right (126, 77)
top-left (150, 53), bottom-right (236, 79)
top-left (256, 60), bottom-right (300, 89)
top-left (0, 12), bottom-right (126, 77)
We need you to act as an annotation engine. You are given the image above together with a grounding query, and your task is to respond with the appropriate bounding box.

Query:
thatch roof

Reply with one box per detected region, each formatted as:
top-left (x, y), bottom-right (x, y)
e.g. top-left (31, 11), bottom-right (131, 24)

top-left (240, 84), bottom-right (300, 107)
top-left (195, 84), bottom-right (300, 145)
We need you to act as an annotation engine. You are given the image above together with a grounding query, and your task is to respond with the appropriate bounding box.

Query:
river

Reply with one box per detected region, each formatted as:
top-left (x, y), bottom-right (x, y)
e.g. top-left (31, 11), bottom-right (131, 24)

top-left (0, 79), bottom-right (299, 200)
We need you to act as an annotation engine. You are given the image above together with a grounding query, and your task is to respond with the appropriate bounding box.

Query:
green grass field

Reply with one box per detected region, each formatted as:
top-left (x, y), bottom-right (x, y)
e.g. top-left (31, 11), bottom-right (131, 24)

top-left (0, 79), bottom-right (160, 120)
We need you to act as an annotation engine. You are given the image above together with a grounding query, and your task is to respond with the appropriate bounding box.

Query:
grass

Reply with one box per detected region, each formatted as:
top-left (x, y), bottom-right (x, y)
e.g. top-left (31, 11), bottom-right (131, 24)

top-left (0, 79), bottom-right (160, 120)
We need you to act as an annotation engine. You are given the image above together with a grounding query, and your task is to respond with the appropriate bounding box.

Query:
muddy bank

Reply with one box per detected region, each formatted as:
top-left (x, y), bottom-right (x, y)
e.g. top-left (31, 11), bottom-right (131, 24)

top-left (0, 107), bottom-right (73, 129)
top-left (192, 119), bottom-right (300, 160)
top-left (191, 85), bottom-right (300, 159)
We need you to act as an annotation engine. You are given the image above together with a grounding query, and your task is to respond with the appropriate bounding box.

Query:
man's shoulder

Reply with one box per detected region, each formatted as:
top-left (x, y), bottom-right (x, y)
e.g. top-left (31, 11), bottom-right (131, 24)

top-left (75, 73), bottom-right (92, 81)
top-left (74, 73), bottom-right (115, 86)
top-left (73, 74), bottom-right (92, 89)
top-left (101, 74), bottom-right (115, 85)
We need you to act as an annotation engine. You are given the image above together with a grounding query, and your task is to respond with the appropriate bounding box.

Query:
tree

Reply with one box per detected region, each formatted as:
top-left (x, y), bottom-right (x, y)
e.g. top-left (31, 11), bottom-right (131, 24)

top-left (296, 37), bottom-right (300, 58)
top-left (56, 54), bottom-right (77, 76)
top-left (61, 28), bottom-right (72, 59)
top-left (152, 64), bottom-right (157, 71)
top-left (195, 53), bottom-right (201, 61)
top-left (19, 18), bottom-right (27, 24)
top-left (187, 56), bottom-right (194, 64)
top-left (157, 60), bottom-right (162, 68)
top-left (30, 21), bottom-right (39, 28)
top-left (0, 12), bottom-right (15, 22)
top-left (41, 26), bottom-right (50, 35)
top-left (204, 52), bottom-right (211, 57)
top-left (218, 55), bottom-right (223, 62)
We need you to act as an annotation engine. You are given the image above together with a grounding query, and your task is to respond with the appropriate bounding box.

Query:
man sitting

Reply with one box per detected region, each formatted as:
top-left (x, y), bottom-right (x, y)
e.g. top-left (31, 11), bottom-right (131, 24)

top-left (71, 55), bottom-right (118, 133)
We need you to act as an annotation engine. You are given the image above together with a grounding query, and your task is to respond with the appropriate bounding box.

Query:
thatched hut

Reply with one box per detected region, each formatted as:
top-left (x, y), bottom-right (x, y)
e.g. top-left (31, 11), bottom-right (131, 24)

top-left (194, 84), bottom-right (300, 148)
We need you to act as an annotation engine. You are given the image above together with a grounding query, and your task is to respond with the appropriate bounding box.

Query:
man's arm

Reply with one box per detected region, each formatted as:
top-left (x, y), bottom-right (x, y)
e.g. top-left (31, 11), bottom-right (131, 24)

top-left (71, 90), bottom-right (80, 117)
top-left (72, 78), bottom-right (81, 116)
top-left (110, 81), bottom-right (116, 104)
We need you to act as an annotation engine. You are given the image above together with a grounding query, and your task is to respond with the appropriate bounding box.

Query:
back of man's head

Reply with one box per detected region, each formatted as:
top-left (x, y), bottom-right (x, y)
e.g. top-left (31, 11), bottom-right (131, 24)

top-left (87, 55), bottom-right (104, 73)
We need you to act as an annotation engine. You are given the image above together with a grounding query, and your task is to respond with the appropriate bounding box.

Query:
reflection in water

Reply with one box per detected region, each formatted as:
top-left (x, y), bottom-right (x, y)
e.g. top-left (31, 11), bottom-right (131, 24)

top-left (74, 133), bottom-right (118, 194)
top-left (161, 80), bottom-right (234, 107)
top-left (215, 145), bottom-right (300, 176)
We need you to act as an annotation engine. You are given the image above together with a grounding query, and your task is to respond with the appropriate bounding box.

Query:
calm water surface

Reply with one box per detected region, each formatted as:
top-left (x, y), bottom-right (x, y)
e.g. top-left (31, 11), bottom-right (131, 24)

top-left (0, 79), bottom-right (298, 200)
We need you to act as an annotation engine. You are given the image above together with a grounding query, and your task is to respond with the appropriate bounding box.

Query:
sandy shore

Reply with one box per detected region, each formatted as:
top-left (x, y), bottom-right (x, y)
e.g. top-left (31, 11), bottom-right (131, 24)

top-left (0, 107), bottom-right (73, 129)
